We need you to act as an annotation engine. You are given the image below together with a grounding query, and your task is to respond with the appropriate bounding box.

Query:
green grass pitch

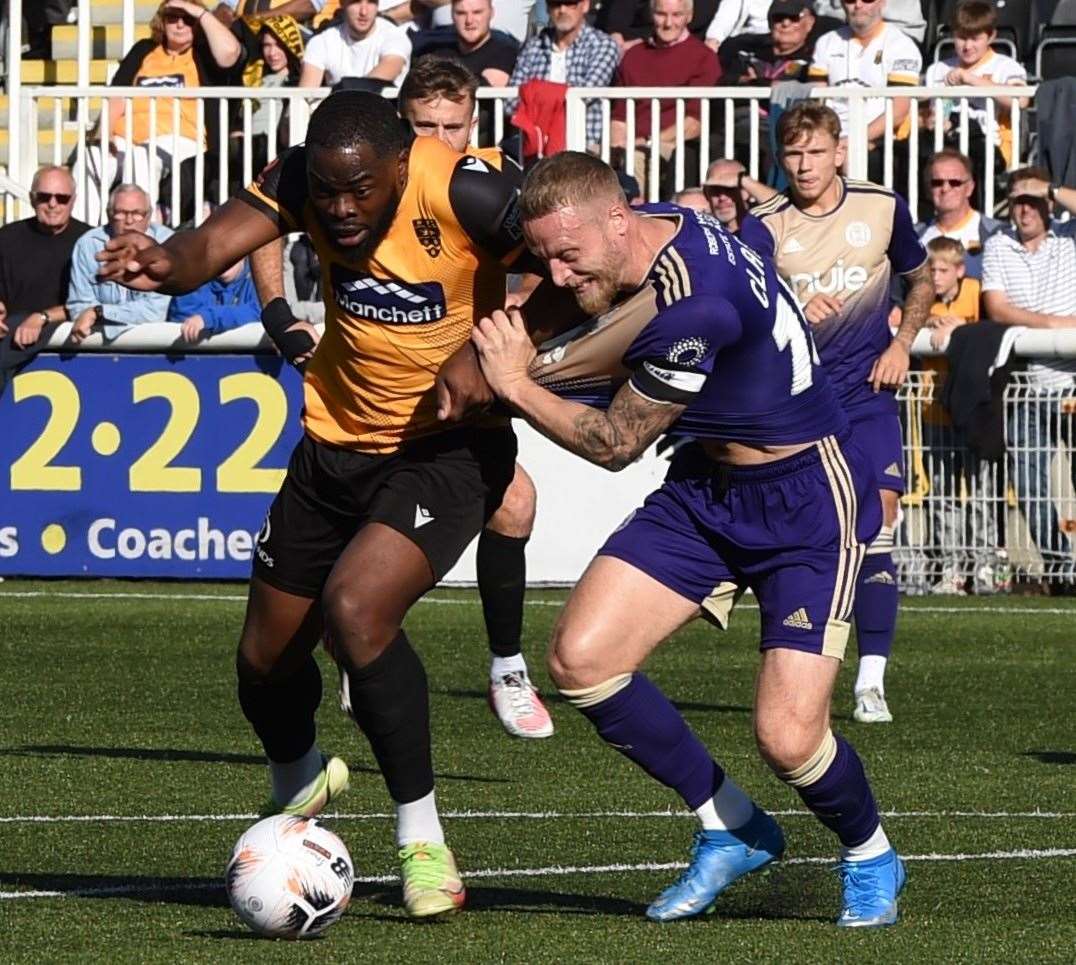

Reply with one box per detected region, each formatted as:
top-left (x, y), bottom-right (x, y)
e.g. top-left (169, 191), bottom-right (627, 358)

top-left (1, 581), bottom-right (1073, 963)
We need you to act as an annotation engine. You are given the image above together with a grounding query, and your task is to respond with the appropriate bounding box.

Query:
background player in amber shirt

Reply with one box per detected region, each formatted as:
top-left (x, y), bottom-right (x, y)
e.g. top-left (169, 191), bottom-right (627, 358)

top-left (98, 90), bottom-right (528, 919)
top-left (252, 58), bottom-right (555, 739)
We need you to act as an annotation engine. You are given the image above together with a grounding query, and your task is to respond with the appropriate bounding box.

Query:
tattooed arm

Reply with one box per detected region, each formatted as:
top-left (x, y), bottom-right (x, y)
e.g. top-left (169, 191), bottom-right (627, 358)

top-left (472, 308), bottom-right (685, 471)
top-left (869, 260), bottom-right (933, 393)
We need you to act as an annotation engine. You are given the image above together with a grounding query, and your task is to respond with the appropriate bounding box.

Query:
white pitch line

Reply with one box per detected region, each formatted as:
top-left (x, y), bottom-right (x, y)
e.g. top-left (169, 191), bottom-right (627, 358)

top-left (3, 849), bottom-right (1075, 902)
top-left (1, 808), bottom-right (1073, 825)
top-left (3, 589), bottom-right (1076, 616)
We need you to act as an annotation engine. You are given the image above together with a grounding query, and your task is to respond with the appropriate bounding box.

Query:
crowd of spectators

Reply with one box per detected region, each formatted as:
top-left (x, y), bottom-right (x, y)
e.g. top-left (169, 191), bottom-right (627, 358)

top-left (25, 0), bottom-right (1062, 225)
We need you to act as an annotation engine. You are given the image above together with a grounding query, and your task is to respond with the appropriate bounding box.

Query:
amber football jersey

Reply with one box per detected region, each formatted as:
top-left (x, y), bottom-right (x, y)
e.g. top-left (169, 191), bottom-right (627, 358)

top-left (239, 136), bottom-right (525, 452)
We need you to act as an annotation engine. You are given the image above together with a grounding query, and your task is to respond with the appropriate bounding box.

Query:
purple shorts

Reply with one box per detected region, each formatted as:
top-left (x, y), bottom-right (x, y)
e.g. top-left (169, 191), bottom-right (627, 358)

top-left (849, 405), bottom-right (905, 495)
top-left (599, 431), bottom-right (881, 660)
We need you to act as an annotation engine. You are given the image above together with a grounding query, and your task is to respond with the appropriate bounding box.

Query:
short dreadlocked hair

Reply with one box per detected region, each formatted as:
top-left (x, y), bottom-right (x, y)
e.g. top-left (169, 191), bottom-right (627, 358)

top-left (306, 90), bottom-right (408, 156)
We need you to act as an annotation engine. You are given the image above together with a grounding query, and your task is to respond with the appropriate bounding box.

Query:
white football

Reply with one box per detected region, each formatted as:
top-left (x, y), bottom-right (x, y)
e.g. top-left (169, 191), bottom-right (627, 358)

top-left (225, 814), bottom-right (353, 939)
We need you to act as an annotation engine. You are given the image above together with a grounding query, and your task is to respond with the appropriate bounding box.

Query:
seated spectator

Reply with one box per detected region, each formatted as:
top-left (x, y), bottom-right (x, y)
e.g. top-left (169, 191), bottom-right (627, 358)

top-left (423, 0), bottom-right (536, 45)
top-left (702, 157), bottom-right (774, 233)
top-left (721, 0), bottom-right (825, 83)
top-left (596, 0), bottom-right (718, 49)
top-left (808, 0), bottom-right (921, 183)
top-left (705, 0), bottom-right (773, 51)
top-left (167, 257), bottom-right (261, 343)
top-left (923, 1), bottom-right (1028, 177)
top-left (672, 186), bottom-right (710, 211)
top-left (411, 0), bottom-right (519, 87)
top-left (231, 15), bottom-right (305, 190)
top-left (66, 185), bottom-right (173, 343)
top-left (73, 1), bottom-right (243, 226)
top-left (812, 0), bottom-right (925, 43)
top-left (299, 0), bottom-right (410, 88)
top-left (507, 0), bottom-right (620, 154)
top-left (0, 166), bottom-right (90, 393)
top-left (919, 236), bottom-right (993, 595)
top-left (982, 169), bottom-right (1076, 564)
top-left (610, 0), bottom-right (719, 193)
top-left (917, 149), bottom-right (1003, 279)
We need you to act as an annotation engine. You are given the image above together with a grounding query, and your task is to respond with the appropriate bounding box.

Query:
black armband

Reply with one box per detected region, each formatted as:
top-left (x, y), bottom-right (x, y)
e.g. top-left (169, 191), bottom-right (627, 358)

top-left (261, 297), bottom-right (315, 370)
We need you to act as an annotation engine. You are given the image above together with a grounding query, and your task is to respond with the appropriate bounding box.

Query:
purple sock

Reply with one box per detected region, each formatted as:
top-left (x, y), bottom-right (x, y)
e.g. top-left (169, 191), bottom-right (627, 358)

top-left (793, 733), bottom-right (880, 847)
top-left (574, 673), bottom-right (723, 810)
top-left (854, 552), bottom-right (898, 659)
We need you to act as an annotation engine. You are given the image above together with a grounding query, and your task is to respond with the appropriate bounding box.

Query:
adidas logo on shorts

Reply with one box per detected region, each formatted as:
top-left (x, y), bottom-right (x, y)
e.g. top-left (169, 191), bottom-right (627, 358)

top-left (865, 570), bottom-right (896, 585)
top-left (884, 462), bottom-right (902, 477)
top-left (782, 607), bottom-right (814, 630)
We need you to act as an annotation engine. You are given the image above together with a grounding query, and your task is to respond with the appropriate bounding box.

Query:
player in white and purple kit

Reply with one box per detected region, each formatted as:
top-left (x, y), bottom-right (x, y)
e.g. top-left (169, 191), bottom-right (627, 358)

top-left (470, 152), bottom-right (905, 928)
top-left (741, 102), bottom-right (933, 725)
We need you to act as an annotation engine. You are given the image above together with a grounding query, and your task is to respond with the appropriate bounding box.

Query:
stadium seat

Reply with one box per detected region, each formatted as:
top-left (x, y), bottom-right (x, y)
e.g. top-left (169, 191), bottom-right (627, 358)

top-left (50, 24), bottom-right (152, 61)
top-left (1047, 0), bottom-right (1076, 22)
top-left (1035, 27), bottom-right (1076, 77)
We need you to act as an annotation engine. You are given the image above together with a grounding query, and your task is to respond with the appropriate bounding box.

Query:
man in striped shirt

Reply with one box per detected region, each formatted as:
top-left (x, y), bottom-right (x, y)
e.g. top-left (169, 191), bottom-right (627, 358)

top-left (982, 168), bottom-right (1076, 566)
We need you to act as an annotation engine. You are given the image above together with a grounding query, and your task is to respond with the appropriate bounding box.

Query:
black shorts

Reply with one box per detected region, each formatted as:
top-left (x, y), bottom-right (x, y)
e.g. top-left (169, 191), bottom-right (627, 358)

top-left (252, 427), bottom-right (517, 597)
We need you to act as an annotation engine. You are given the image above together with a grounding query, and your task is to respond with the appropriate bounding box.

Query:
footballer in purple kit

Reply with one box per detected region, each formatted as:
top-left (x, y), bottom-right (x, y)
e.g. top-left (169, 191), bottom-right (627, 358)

top-left (467, 151), bottom-right (905, 928)
top-left (740, 102), bottom-right (933, 725)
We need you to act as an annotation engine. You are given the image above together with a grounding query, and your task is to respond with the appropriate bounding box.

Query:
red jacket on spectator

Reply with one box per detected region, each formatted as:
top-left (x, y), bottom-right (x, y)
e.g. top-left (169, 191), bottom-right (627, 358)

top-left (611, 33), bottom-right (720, 133)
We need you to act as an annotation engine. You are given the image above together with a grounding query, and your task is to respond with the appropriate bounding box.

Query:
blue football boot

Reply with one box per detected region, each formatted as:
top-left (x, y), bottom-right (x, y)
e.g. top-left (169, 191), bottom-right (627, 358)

top-left (646, 807), bottom-right (785, 922)
top-left (836, 849), bottom-right (907, 927)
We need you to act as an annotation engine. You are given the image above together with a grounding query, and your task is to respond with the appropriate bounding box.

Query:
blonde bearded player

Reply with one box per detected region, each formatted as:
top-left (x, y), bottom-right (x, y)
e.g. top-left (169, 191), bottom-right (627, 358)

top-left (251, 58), bottom-right (554, 740)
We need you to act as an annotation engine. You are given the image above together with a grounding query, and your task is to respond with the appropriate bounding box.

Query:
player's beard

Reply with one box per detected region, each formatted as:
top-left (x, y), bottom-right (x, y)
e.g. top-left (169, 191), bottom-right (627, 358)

top-left (572, 248), bottom-right (622, 316)
top-left (348, 190), bottom-right (402, 262)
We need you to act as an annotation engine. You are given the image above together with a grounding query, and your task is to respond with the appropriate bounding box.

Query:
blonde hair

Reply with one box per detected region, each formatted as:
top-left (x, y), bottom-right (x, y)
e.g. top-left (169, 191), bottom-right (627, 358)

top-left (777, 101), bottom-right (841, 149)
top-left (927, 236), bottom-right (966, 266)
top-left (520, 152), bottom-right (624, 221)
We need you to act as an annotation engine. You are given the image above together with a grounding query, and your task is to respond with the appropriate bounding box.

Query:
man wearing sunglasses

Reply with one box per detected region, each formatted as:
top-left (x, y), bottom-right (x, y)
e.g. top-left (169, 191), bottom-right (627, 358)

top-left (982, 168), bottom-right (1076, 569)
top-left (0, 166), bottom-right (89, 392)
top-left (916, 148), bottom-right (1003, 280)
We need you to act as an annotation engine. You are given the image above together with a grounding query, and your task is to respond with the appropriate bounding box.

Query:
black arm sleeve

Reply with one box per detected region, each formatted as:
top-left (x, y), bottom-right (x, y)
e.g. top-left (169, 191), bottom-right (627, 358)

top-left (110, 39), bottom-right (154, 86)
top-left (447, 153), bottom-right (526, 265)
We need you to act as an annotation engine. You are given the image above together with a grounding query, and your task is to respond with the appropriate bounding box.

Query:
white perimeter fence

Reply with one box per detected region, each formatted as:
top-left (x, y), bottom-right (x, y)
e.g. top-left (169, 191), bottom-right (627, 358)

top-left (0, 83), bottom-right (1039, 225)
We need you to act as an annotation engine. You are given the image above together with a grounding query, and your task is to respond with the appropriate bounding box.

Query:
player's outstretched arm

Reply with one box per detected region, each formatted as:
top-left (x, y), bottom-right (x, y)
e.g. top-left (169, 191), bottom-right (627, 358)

top-left (96, 199), bottom-right (282, 295)
top-left (473, 309), bottom-right (685, 471)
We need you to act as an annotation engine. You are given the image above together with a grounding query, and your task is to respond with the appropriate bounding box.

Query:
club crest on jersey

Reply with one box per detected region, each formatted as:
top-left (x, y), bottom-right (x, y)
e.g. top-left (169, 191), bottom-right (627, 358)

top-left (845, 221), bottom-right (872, 248)
top-left (412, 218), bottom-right (442, 258)
top-left (331, 266), bottom-right (447, 325)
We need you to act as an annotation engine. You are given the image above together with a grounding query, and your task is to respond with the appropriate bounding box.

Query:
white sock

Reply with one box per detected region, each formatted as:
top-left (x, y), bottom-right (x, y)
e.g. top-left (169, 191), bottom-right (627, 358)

top-left (855, 655), bottom-right (888, 695)
top-left (694, 776), bottom-right (755, 831)
top-left (269, 744), bottom-right (323, 808)
top-left (840, 824), bottom-right (891, 862)
top-left (396, 789), bottom-right (445, 847)
top-left (490, 652), bottom-right (527, 681)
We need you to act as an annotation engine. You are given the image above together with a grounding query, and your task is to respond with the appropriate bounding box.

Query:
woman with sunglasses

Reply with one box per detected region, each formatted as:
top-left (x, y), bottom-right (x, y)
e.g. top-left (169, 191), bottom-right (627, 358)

top-left (73, 1), bottom-right (243, 225)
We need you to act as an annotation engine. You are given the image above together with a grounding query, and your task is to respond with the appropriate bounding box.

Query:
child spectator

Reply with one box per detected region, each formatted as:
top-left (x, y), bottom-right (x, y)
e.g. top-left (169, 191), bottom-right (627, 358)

top-left (927, 235), bottom-right (980, 349)
top-left (921, 237), bottom-right (992, 595)
top-left (167, 258), bottom-right (260, 342)
top-left (924, 0), bottom-right (1029, 172)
